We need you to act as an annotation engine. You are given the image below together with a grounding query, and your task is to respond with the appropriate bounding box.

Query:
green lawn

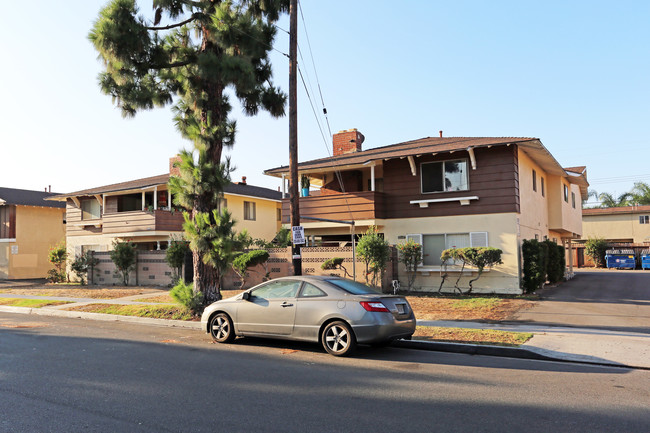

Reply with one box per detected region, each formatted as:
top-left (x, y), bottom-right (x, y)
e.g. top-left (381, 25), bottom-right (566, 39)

top-left (65, 304), bottom-right (195, 321)
top-left (414, 326), bottom-right (533, 347)
top-left (0, 298), bottom-right (73, 308)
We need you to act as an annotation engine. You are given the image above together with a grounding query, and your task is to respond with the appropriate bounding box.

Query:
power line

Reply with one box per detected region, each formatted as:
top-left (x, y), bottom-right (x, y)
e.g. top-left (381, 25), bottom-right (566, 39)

top-left (298, 1), bottom-right (332, 138)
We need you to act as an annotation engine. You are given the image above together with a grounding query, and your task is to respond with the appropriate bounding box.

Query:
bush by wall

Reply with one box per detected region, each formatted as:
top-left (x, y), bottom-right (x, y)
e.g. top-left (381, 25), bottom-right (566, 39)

top-left (522, 239), bottom-right (566, 292)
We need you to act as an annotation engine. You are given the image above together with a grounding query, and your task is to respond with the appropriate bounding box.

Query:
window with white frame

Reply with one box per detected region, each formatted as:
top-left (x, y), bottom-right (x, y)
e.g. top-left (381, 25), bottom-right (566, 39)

top-left (406, 232), bottom-right (488, 267)
top-left (244, 201), bottom-right (256, 221)
top-left (571, 192), bottom-right (576, 208)
top-left (563, 184), bottom-right (569, 202)
top-left (421, 159), bottom-right (468, 193)
top-left (640, 215), bottom-right (649, 224)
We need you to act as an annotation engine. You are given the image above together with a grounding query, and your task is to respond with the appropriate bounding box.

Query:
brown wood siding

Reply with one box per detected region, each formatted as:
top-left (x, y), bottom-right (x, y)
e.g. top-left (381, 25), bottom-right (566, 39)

top-left (105, 196), bottom-right (118, 214)
top-left (0, 205), bottom-right (16, 238)
top-left (103, 211), bottom-right (155, 234)
top-left (382, 145), bottom-right (519, 218)
top-left (154, 210), bottom-right (184, 231)
top-left (103, 210), bottom-right (183, 234)
top-left (65, 200), bottom-right (100, 236)
top-left (281, 192), bottom-right (384, 223)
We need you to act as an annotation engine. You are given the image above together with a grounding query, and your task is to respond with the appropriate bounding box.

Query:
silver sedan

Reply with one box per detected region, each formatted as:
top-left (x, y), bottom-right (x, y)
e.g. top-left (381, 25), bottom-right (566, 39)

top-left (201, 276), bottom-right (416, 356)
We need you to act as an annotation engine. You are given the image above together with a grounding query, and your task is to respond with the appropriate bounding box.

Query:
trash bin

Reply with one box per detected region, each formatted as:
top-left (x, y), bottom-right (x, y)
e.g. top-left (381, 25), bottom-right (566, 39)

top-left (641, 249), bottom-right (650, 270)
top-left (605, 249), bottom-right (636, 269)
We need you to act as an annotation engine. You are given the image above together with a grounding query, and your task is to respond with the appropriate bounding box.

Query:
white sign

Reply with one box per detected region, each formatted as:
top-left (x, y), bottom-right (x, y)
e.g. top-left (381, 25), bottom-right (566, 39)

top-left (292, 226), bottom-right (305, 245)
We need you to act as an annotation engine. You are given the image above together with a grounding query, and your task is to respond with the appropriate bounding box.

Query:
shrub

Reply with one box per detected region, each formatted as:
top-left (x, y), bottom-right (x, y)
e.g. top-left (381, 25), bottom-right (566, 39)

top-left (232, 249), bottom-right (270, 288)
top-left (109, 241), bottom-right (137, 286)
top-left (441, 247), bottom-right (502, 294)
top-left (544, 240), bottom-right (565, 283)
top-left (585, 237), bottom-right (608, 268)
top-left (165, 237), bottom-right (190, 283)
top-left (397, 240), bottom-right (422, 291)
top-left (356, 226), bottom-right (390, 288)
top-left (170, 280), bottom-right (204, 316)
top-left (522, 239), bottom-right (546, 293)
top-left (321, 257), bottom-right (351, 278)
top-left (70, 251), bottom-right (99, 285)
top-left (47, 242), bottom-right (68, 283)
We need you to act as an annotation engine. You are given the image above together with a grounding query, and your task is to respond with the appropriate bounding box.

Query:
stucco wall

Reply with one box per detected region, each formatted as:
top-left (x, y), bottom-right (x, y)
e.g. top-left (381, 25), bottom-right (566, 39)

top-left (382, 213), bottom-right (521, 294)
top-left (583, 213), bottom-right (650, 243)
top-left (7, 206), bottom-right (65, 279)
top-left (224, 194), bottom-right (281, 242)
top-left (547, 175), bottom-right (582, 236)
top-left (518, 150), bottom-right (550, 241)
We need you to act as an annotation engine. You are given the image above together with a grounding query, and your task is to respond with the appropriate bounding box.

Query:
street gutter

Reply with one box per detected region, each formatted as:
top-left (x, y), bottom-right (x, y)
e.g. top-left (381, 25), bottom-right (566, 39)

top-left (1, 305), bottom-right (645, 370)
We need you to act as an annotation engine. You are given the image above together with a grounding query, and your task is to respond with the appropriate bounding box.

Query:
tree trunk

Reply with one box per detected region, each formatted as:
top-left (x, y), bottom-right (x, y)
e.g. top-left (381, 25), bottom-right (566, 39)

top-left (193, 250), bottom-right (220, 304)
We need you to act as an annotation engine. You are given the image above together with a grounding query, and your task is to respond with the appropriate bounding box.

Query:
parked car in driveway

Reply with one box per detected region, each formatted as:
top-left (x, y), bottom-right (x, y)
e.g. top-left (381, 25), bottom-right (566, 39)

top-left (201, 276), bottom-right (416, 356)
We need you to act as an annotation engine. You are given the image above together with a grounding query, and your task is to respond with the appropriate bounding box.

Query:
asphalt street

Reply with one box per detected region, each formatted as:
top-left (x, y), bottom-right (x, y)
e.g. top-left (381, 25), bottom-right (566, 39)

top-left (1, 312), bottom-right (649, 433)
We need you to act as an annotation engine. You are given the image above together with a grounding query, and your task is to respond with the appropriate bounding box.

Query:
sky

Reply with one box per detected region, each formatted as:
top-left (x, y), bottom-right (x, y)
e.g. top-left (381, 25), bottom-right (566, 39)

top-left (1, 1), bottom-right (648, 205)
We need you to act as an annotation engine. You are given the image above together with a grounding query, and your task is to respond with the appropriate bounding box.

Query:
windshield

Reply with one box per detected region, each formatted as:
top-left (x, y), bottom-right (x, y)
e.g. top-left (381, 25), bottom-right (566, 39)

top-left (326, 279), bottom-right (381, 295)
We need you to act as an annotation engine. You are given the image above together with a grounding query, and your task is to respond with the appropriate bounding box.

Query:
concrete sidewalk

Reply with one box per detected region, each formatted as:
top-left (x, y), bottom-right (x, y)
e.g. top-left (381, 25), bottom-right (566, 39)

top-left (1, 291), bottom-right (648, 369)
top-left (417, 319), bottom-right (650, 369)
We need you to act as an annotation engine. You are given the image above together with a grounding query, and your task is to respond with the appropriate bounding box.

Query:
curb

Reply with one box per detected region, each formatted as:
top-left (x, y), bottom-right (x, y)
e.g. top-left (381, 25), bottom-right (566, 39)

top-left (393, 340), bottom-right (643, 370)
top-left (1, 305), bottom-right (643, 370)
top-left (0, 305), bottom-right (202, 330)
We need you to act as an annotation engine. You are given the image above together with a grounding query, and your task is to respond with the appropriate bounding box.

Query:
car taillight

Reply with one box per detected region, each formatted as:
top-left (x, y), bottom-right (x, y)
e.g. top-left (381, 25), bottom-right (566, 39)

top-left (360, 301), bottom-right (389, 312)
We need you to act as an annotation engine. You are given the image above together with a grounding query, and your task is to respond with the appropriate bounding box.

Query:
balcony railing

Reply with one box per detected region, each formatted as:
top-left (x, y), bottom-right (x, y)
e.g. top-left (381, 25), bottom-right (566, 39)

top-left (102, 209), bottom-right (184, 234)
top-left (281, 191), bottom-right (385, 223)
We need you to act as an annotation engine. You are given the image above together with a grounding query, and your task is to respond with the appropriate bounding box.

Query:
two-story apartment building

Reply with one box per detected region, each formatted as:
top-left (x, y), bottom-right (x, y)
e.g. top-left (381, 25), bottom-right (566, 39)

top-left (265, 130), bottom-right (588, 293)
top-left (50, 157), bottom-right (283, 261)
top-left (0, 187), bottom-right (66, 279)
top-left (582, 205), bottom-right (650, 244)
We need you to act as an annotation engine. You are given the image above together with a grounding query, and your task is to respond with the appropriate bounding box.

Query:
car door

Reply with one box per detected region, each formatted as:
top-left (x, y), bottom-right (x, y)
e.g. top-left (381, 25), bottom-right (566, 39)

top-left (236, 280), bottom-right (301, 335)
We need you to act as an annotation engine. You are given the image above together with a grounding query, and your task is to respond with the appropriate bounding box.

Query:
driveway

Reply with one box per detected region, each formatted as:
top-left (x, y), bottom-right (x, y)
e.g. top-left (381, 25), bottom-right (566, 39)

top-left (512, 269), bottom-right (650, 333)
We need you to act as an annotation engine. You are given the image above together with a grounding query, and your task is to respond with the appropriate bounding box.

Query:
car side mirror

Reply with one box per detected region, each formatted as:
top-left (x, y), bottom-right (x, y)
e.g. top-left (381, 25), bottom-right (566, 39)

top-left (242, 292), bottom-right (251, 301)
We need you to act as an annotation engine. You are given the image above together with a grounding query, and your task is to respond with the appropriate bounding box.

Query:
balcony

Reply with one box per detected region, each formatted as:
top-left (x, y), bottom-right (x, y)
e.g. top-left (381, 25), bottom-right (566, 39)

top-left (281, 191), bottom-right (385, 224)
top-left (102, 209), bottom-right (184, 234)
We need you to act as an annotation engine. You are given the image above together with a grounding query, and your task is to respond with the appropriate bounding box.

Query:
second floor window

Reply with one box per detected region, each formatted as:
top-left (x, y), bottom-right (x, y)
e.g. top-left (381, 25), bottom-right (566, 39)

top-left (244, 201), bottom-right (256, 220)
top-left (421, 159), bottom-right (468, 193)
top-left (572, 192), bottom-right (576, 208)
top-left (541, 177), bottom-right (545, 197)
top-left (563, 185), bottom-right (569, 202)
top-left (277, 208), bottom-right (282, 221)
top-left (640, 216), bottom-right (649, 224)
top-left (81, 199), bottom-right (101, 220)
top-left (532, 169), bottom-right (537, 192)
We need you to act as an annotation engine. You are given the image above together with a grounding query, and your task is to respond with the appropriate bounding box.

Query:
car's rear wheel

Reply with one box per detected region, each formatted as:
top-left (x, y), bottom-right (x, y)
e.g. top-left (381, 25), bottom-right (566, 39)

top-left (321, 321), bottom-right (356, 356)
top-left (209, 313), bottom-right (235, 343)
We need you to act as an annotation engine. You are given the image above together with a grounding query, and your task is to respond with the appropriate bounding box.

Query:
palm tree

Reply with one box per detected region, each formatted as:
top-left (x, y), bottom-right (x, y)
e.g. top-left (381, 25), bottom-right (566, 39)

top-left (598, 192), bottom-right (633, 208)
top-left (630, 182), bottom-right (650, 205)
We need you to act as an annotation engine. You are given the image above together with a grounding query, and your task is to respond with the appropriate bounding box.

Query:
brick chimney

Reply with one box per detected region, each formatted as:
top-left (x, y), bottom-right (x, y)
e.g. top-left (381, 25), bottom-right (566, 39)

top-left (169, 155), bottom-right (182, 176)
top-left (333, 129), bottom-right (365, 156)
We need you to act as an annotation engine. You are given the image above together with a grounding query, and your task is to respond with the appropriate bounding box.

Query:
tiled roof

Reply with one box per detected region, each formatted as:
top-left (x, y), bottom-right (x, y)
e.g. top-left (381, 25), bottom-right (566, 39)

top-left (0, 187), bottom-right (65, 208)
top-left (50, 175), bottom-right (282, 202)
top-left (583, 205), bottom-right (650, 216)
top-left (265, 136), bottom-right (538, 174)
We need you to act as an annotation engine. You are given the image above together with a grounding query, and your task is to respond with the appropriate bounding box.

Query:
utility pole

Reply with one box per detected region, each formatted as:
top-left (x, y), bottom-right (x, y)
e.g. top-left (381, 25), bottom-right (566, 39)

top-left (289, 0), bottom-right (301, 275)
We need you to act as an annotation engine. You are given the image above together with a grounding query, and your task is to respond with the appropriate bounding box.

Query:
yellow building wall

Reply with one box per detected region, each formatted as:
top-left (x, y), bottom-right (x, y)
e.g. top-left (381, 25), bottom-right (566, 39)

top-left (224, 194), bottom-right (281, 242)
top-left (547, 175), bottom-right (583, 237)
top-left (7, 206), bottom-right (65, 279)
top-left (382, 213), bottom-right (522, 294)
top-left (583, 213), bottom-right (650, 243)
top-left (517, 150), bottom-right (550, 241)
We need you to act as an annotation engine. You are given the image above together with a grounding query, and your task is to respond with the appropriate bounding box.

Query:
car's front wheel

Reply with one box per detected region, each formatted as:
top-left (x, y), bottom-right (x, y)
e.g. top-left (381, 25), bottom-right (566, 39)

top-left (321, 321), bottom-right (356, 356)
top-left (209, 312), bottom-right (235, 343)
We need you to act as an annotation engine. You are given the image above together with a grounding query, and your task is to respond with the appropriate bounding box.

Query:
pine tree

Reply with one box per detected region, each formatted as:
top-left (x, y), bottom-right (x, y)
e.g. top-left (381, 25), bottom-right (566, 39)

top-left (89, 0), bottom-right (287, 302)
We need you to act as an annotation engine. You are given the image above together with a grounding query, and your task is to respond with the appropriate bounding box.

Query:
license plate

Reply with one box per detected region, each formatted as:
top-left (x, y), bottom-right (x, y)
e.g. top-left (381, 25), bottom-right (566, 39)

top-left (396, 304), bottom-right (406, 314)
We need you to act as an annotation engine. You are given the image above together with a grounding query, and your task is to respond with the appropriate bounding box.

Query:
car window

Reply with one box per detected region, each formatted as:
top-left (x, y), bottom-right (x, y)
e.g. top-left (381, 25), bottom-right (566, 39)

top-left (299, 283), bottom-right (327, 298)
top-left (325, 279), bottom-right (381, 295)
top-left (251, 280), bottom-right (301, 299)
